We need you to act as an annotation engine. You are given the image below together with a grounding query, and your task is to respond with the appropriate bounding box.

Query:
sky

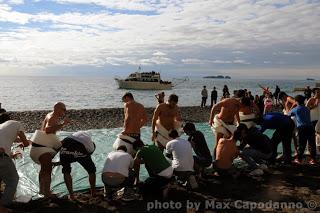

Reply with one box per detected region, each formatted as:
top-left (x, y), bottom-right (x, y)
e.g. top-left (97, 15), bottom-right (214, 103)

top-left (0, 0), bottom-right (319, 79)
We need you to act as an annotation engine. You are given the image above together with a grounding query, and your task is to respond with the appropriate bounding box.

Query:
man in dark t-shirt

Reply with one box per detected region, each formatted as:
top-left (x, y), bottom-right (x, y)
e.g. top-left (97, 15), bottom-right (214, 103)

top-left (183, 123), bottom-right (212, 172)
top-left (59, 131), bottom-right (96, 200)
top-left (235, 124), bottom-right (272, 170)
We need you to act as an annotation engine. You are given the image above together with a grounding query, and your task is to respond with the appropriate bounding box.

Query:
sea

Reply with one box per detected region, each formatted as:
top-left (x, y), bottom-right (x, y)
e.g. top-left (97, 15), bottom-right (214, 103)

top-left (0, 75), bottom-right (314, 111)
top-left (1, 76), bottom-right (314, 200)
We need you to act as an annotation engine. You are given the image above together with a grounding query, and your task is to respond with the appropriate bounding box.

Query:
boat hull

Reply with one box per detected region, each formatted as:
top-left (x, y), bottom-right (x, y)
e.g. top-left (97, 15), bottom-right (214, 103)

top-left (115, 79), bottom-right (172, 90)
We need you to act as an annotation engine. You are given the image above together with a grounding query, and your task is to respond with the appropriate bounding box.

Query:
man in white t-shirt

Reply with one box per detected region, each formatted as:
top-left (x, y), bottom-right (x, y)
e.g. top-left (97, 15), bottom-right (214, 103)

top-left (0, 113), bottom-right (30, 210)
top-left (165, 130), bottom-right (194, 181)
top-left (102, 146), bottom-right (135, 201)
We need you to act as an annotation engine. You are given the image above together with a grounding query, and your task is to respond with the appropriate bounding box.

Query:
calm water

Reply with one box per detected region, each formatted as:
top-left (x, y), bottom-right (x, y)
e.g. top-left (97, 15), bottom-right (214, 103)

top-left (0, 76), bottom-right (314, 111)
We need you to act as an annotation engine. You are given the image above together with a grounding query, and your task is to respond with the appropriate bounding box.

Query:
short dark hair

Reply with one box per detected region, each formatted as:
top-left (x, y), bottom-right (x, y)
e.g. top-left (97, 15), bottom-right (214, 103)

top-left (122, 92), bottom-right (134, 100)
top-left (168, 94), bottom-right (178, 103)
top-left (183, 122), bottom-right (196, 132)
top-left (278, 92), bottom-right (287, 100)
top-left (236, 89), bottom-right (246, 98)
top-left (169, 129), bottom-right (179, 138)
top-left (234, 123), bottom-right (248, 141)
top-left (117, 145), bottom-right (127, 152)
top-left (240, 97), bottom-right (251, 107)
top-left (295, 95), bottom-right (305, 105)
top-left (0, 113), bottom-right (10, 124)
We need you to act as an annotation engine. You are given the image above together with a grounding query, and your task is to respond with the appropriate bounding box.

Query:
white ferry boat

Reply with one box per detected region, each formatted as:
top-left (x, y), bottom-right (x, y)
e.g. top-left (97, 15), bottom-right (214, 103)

top-left (115, 68), bottom-right (173, 90)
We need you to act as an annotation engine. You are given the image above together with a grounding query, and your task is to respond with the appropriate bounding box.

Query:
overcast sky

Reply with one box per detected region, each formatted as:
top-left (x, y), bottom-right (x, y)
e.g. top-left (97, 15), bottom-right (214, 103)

top-left (0, 0), bottom-right (319, 79)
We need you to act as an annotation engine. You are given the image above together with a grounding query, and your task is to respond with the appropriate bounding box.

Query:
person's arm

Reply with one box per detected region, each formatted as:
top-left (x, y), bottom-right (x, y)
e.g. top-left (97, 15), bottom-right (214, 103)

top-left (238, 139), bottom-right (247, 150)
top-left (209, 101), bottom-right (223, 125)
top-left (235, 112), bottom-right (240, 126)
top-left (133, 157), bottom-right (141, 184)
top-left (140, 107), bottom-right (148, 128)
top-left (44, 117), bottom-right (70, 134)
top-left (287, 97), bottom-right (297, 111)
top-left (175, 106), bottom-right (182, 122)
top-left (287, 107), bottom-right (296, 117)
top-left (89, 173), bottom-right (96, 197)
top-left (123, 103), bottom-right (129, 131)
top-left (165, 143), bottom-right (173, 159)
top-left (306, 98), bottom-right (316, 109)
top-left (17, 131), bottom-right (31, 147)
top-left (64, 173), bottom-right (74, 200)
top-left (251, 102), bottom-right (261, 116)
top-left (151, 105), bottom-right (161, 141)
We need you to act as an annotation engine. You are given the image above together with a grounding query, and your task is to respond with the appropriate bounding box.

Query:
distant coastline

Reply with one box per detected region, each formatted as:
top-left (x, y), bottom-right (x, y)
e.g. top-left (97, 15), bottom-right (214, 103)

top-left (203, 75), bottom-right (231, 79)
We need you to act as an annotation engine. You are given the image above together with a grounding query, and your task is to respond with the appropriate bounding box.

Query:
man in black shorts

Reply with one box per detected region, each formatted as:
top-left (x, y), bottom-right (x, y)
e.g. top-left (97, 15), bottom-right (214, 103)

top-left (59, 131), bottom-right (96, 200)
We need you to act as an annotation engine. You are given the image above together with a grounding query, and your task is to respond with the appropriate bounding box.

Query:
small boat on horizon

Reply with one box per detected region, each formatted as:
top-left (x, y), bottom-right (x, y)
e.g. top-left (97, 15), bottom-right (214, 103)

top-left (306, 78), bottom-right (315, 81)
top-left (115, 67), bottom-right (173, 90)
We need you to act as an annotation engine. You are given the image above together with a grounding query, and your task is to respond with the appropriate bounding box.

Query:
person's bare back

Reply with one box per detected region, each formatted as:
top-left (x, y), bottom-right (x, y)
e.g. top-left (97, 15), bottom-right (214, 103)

top-left (156, 103), bottom-right (181, 130)
top-left (123, 101), bottom-right (147, 134)
top-left (210, 98), bottom-right (241, 125)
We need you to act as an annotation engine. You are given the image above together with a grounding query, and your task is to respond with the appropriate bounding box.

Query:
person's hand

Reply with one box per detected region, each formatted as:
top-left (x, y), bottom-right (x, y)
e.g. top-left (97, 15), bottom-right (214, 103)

top-left (22, 140), bottom-right (32, 147)
top-left (209, 120), bottom-right (213, 126)
top-left (63, 118), bottom-right (71, 126)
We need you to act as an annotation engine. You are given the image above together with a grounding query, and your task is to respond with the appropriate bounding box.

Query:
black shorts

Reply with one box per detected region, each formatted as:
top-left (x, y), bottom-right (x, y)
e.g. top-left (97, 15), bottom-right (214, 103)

top-left (193, 155), bottom-right (211, 168)
top-left (60, 138), bottom-right (96, 174)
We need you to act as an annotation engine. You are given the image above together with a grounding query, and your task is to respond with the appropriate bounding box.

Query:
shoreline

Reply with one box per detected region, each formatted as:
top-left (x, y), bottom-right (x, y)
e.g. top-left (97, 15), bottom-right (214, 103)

top-left (7, 106), bottom-right (212, 133)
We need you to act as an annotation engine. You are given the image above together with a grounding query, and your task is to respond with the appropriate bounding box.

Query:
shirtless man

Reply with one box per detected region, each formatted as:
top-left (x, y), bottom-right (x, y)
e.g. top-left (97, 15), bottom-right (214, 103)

top-left (38, 102), bottom-right (70, 197)
top-left (306, 88), bottom-right (320, 127)
top-left (209, 90), bottom-right (245, 159)
top-left (122, 92), bottom-right (147, 144)
top-left (278, 92), bottom-right (296, 114)
top-left (152, 94), bottom-right (182, 149)
top-left (155, 92), bottom-right (165, 104)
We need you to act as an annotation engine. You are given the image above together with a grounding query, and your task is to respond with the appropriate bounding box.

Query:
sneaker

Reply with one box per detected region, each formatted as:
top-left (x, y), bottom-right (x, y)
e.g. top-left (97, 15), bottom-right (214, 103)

top-left (249, 168), bottom-right (264, 176)
top-left (308, 159), bottom-right (317, 165)
top-left (293, 158), bottom-right (302, 165)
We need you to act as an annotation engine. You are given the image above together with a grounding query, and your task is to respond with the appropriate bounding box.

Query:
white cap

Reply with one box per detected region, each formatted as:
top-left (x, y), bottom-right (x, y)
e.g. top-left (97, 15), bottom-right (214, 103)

top-left (70, 131), bottom-right (95, 154)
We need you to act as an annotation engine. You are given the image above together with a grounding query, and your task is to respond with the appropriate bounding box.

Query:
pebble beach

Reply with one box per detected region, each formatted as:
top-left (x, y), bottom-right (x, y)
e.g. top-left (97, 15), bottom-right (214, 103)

top-left (7, 106), bottom-right (212, 133)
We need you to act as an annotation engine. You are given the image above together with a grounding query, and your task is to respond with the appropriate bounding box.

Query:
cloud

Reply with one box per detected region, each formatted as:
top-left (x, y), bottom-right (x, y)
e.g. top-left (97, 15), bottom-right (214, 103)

top-left (7, 0), bottom-right (24, 5)
top-left (181, 58), bottom-right (250, 65)
top-left (0, 0), bottom-right (319, 77)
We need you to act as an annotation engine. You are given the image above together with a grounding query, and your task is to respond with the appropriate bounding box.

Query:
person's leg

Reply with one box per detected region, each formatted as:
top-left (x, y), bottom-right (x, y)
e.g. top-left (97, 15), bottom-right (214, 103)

top-left (214, 133), bottom-right (223, 160)
top-left (297, 127), bottom-right (308, 161)
top-left (239, 147), bottom-right (259, 169)
top-left (0, 157), bottom-right (19, 206)
top-left (282, 131), bottom-right (293, 164)
top-left (38, 153), bottom-right (53, 197)
top-left (271, 128), bottom-right (282, 163)
top-left (78, 157), bottom-right (96, 197)
top-left (307, 126), bottom-right (317, 160)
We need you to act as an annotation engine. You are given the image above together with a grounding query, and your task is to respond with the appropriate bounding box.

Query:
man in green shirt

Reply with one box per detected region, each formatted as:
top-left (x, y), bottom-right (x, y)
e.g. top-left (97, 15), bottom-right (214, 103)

top-left (134, 144), bottom-right (173, 196)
